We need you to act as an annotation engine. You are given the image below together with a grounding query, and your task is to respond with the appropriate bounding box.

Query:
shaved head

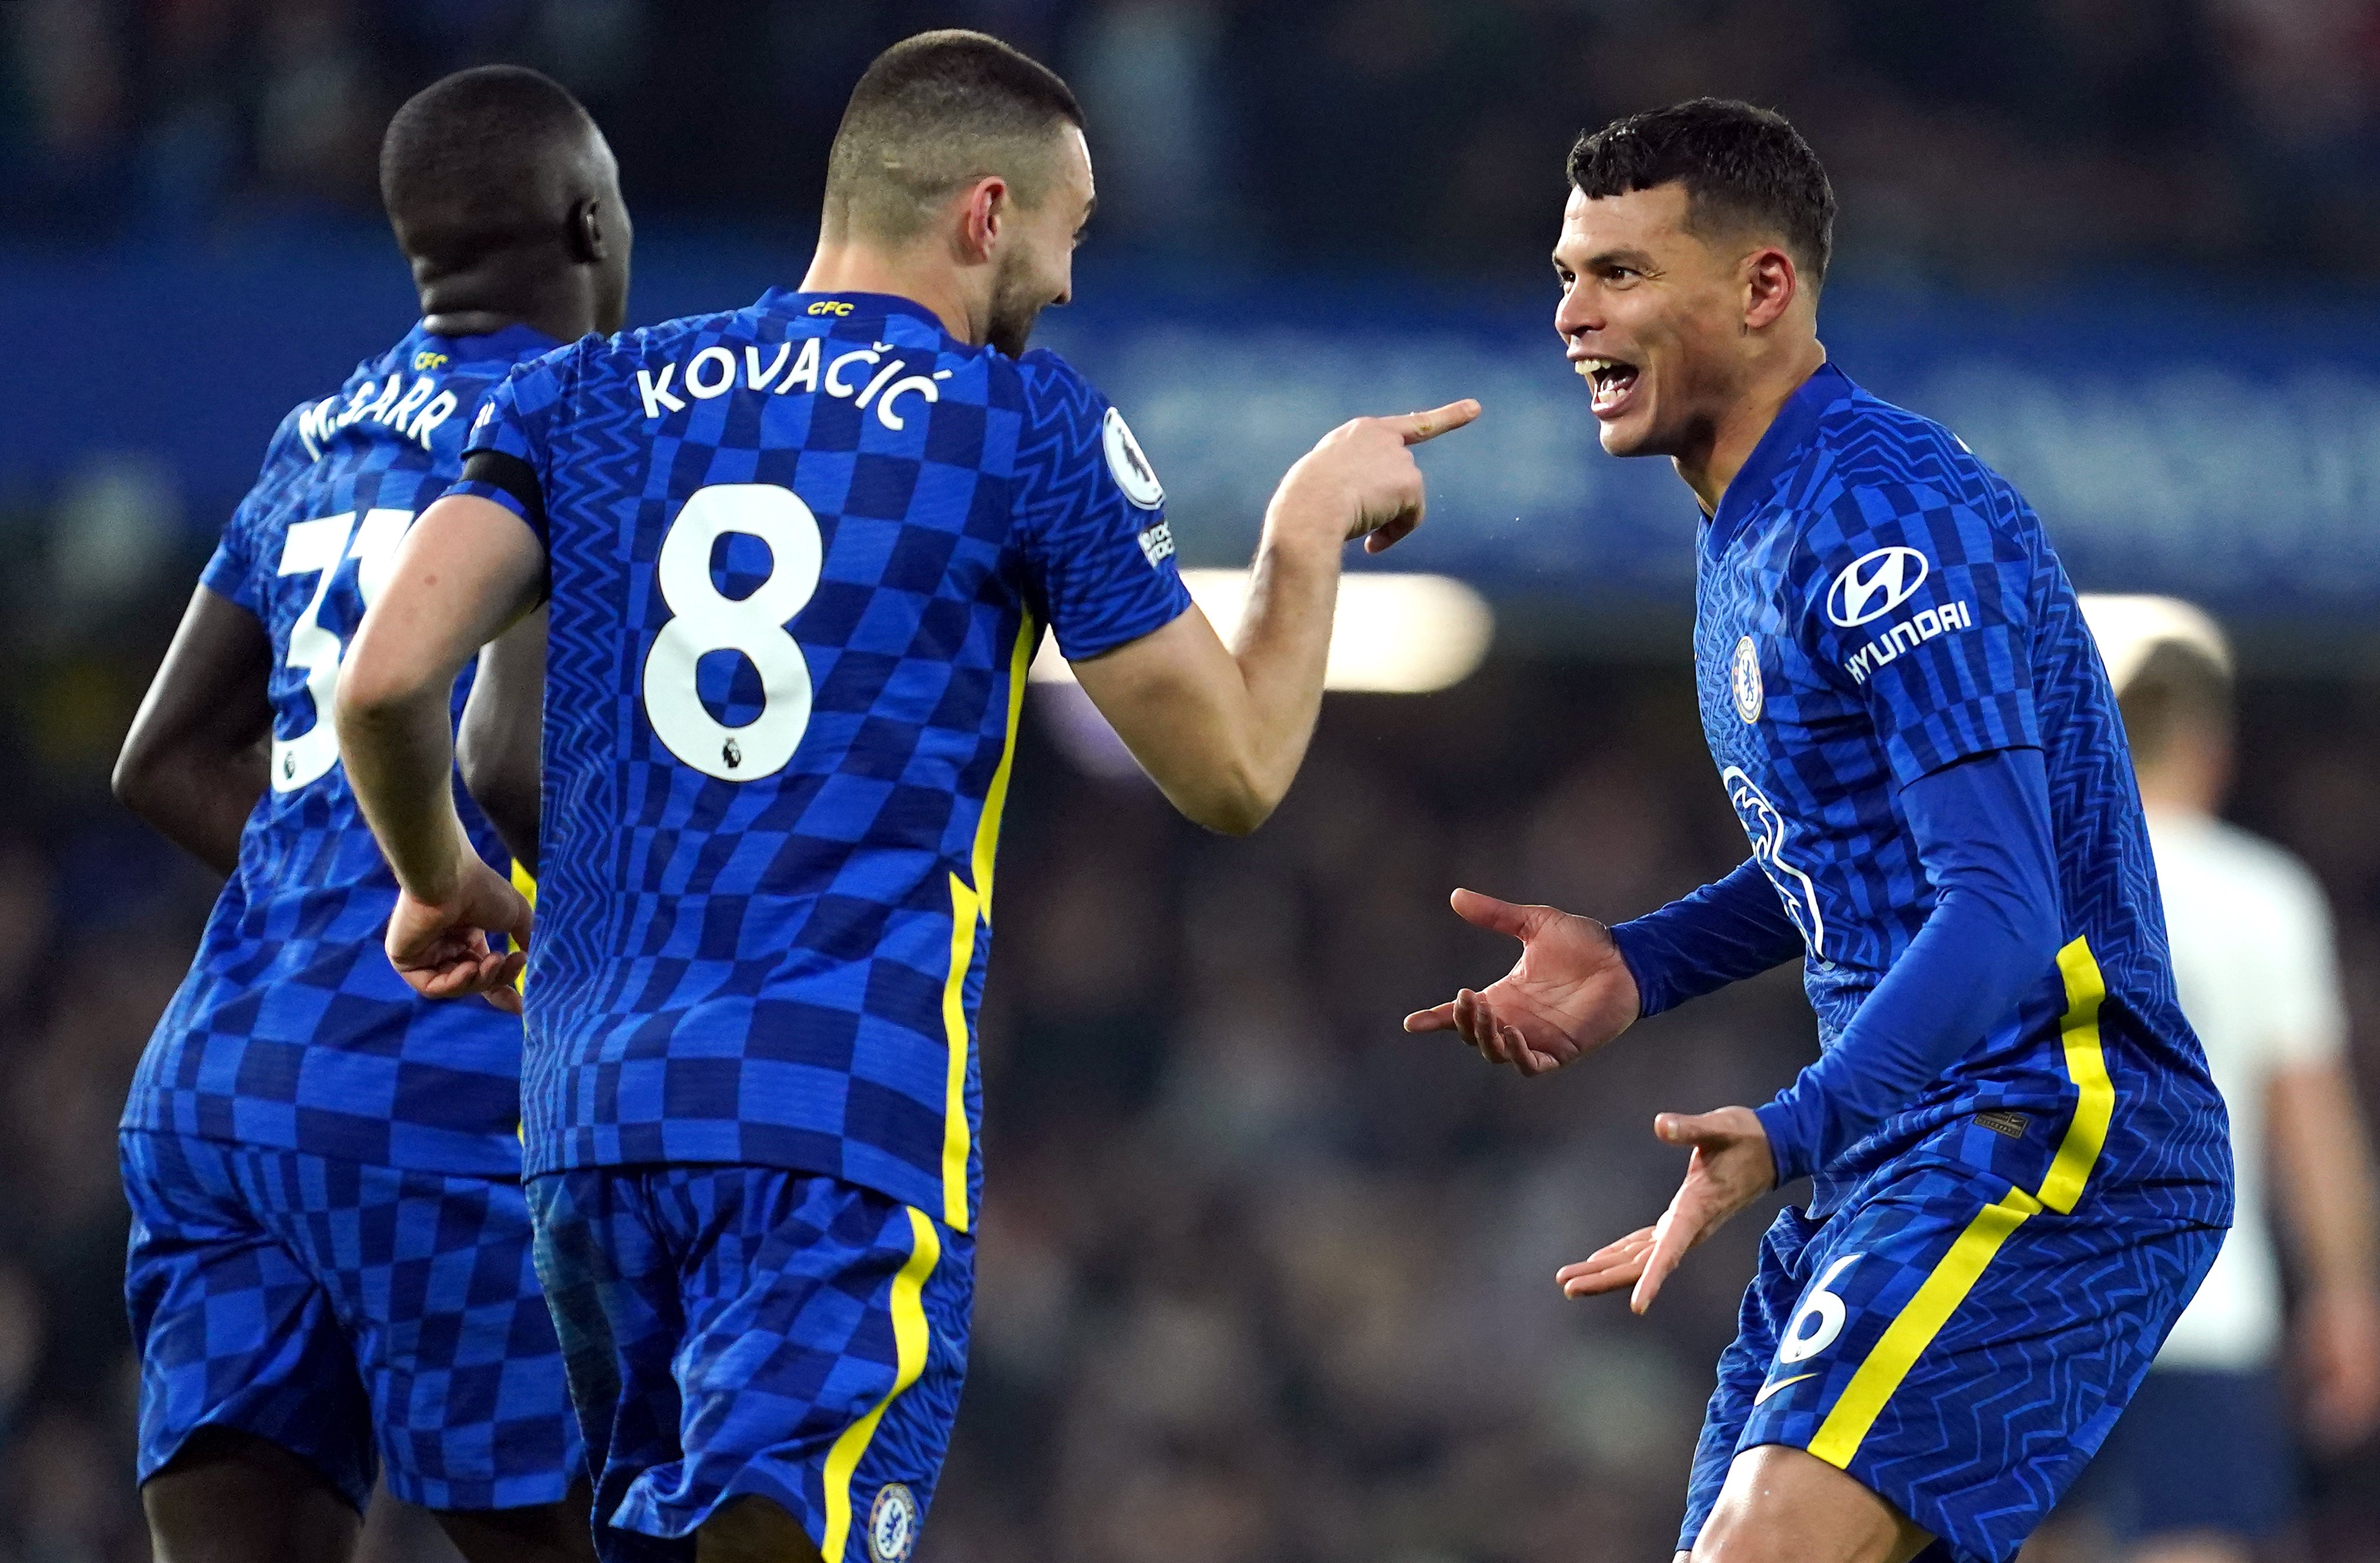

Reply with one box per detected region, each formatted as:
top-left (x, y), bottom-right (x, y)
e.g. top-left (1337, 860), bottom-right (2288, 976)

top-left (379, 65), bottom-right (630, 338)
top-left (823, 30), bottom-right (1085, 246)
top-left (382, 66), bottom-right (603, 277)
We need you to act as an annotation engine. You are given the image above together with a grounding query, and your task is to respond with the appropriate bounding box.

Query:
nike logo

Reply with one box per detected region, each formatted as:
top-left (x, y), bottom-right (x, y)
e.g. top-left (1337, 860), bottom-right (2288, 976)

top-left (1754, 1372), bottom-right (1818, 1406)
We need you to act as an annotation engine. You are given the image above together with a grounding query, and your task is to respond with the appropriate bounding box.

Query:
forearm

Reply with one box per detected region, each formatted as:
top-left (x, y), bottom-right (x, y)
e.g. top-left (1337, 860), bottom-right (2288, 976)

top-left (1757, 748), bottom-right (2062, 1183)
top-left (339, 688), bottom-right (473, 899)
top-left (337, 493), bottom-right (545, 899)
top-left (113, 584), bottom-right (274, 877)
top-left (2272, 1063), bottom-right (2380, 1292)
top-left (1220, 510), bottom-right (1345, 814)
top-left (456, 607), bottom-right (546, 872)
top-left (1610, 861), bottom-right (1806, 1017)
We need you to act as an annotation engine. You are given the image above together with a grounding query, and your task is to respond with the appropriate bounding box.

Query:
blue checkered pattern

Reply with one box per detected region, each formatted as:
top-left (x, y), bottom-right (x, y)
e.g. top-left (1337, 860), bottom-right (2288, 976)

top-left (1696, 364), bottom-right (2229, 1225)
top-left (122, 1129), bottom-right (581, 1512)
top-left (526, 1167), bottom-right (971, 1563)
top-left (122, 323), bottom-right (554, 1177)
top-left (1680, 1152), bottom-right (2221, 1563)
top-left (454, 290), bottom-right (1191, 1223)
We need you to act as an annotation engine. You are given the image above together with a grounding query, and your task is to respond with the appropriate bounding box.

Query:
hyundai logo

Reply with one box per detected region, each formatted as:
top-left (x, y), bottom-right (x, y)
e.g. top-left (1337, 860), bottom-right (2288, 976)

top-left (1826, 546), bottom-right (1930, 627)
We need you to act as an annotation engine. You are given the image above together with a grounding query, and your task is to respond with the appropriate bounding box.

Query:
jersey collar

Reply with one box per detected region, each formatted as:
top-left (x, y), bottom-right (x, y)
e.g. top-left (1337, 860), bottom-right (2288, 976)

top-left (407, 321), bottom-right (563, 364)
top-left (757, 288), bottom-right (953, 335)
top-left (1706, 360), bottom-right (1857, 556)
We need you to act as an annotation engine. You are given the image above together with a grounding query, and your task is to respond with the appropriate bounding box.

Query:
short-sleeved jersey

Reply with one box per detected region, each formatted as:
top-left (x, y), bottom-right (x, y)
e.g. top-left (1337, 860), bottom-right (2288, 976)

top-left (455, 290), bottom-right (1191, 1229)
top-left (1696, 364), bottom-right (2230, 1227)
top-left (122, 323), bottom-right (554, 1177)
top-left (2146, 811), bottom-right (2344, 1367)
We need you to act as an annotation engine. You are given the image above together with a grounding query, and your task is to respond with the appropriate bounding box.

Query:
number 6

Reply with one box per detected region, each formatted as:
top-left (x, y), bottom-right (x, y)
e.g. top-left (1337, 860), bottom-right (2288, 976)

top-left (641, 483), bottom-right (823, 782)
top-left (1777, 1252), bottom-right (1862, 1364)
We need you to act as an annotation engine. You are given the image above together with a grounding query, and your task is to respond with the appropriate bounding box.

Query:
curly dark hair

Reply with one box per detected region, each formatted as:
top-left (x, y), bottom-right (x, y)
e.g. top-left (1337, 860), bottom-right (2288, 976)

top-left (1568, 99), bottom-right (1837, 287)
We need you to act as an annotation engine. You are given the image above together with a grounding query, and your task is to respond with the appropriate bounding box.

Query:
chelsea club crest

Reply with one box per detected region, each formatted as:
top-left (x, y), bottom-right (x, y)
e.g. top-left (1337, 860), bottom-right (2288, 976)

top-left (1730, 635), bottom-right (1763, 724)
top-left (868, 1483), bottom-right (920, 1562)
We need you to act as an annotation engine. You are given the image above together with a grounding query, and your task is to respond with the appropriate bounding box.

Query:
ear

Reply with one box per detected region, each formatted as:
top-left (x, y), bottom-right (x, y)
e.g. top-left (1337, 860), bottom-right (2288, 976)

top-left (956, 176), bottom-right (1010, 264)
top-left (570, 198), bottom-right (609, 265)
top-left (1742, 246), bottom-right (1799, 332)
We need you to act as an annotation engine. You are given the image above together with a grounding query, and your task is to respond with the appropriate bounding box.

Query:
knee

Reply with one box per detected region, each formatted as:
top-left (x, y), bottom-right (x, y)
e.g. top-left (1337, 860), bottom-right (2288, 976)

top-left (1692, 1511), bottom-right (1788, 1563)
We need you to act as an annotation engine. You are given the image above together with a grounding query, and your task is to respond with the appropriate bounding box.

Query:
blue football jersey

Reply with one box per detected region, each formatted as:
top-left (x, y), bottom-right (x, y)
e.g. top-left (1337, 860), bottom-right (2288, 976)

top-left (454, 290), bottom-right (1192, 1229)
top-left (1697, 364), bottom-right (2230, 1228)
top-left (123, 323), bottom-right (556, 1176)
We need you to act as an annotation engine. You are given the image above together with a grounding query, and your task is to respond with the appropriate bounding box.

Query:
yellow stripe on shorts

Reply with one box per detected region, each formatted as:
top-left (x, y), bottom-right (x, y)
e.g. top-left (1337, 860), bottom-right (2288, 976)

top-left (819, 1206), bottom-right (941, 1563)
top-left (1804, 936), bottom-right (2113, 1469)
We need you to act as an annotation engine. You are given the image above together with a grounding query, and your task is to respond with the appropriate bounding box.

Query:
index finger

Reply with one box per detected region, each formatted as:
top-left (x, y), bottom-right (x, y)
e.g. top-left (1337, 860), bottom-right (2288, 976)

top-left (1631, 1210), bottom-right (1692, 1315)
top-left (1384, 399), bottom-right (1480, 445)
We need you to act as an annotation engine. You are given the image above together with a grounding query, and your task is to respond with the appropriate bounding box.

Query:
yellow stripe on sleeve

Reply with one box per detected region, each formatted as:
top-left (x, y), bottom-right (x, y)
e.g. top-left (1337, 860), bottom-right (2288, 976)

top-left (1800, 935), bottom-right (2119, 1468)
top-left (819, 1207), bottom-right (942, 1563)
top-left (936, 614), bottom-right (1038, 1235)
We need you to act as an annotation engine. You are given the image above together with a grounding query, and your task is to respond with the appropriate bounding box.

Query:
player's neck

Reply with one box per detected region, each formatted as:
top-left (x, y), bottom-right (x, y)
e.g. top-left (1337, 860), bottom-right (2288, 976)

top-left (416, 278), bottom-right (593, 346)
top-left (799, 238), bottom-right (986, 347)
top-left (1676, 340), bottom-right (1828, 516)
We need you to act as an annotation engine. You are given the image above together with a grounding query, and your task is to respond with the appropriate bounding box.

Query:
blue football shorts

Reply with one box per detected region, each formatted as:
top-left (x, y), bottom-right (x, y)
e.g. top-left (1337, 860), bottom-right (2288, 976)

top-left (120, 1130), bottom-right (581, 1512)
top-left (1679, 1152), bottom-right (2223, 1563)
top-left (525, 1167), bottom-right (973, 1563)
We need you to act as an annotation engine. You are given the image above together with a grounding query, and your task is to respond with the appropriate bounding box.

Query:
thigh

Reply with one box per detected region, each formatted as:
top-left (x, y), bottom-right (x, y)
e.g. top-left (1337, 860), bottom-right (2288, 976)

top-left (142, 1427), bottom-right (363, 1563)
top-left (1694, 1444), bottom-right (1937, 1563)
top-left (1732, 1158), bottom-right (2223, 1563)
top-left (608, 1169), bottom-right (973, 1563)
top-left (270, 1158), bottom-right (584, 1515)
top-left (1680, 1206), bottom-right (1816, 1556)
top-left (122, 1131), bottom-right (377, 1514)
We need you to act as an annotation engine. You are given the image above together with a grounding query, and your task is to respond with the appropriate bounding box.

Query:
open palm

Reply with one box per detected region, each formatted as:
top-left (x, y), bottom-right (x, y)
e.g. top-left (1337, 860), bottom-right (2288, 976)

top-left (1403, 888), bottom-right (1642, 1074)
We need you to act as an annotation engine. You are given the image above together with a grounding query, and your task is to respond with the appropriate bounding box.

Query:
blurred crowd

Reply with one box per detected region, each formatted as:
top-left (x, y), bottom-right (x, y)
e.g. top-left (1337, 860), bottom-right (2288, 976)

top-left (0, 535), bottom-right (2377, 1559)
top-left (9, 0), bottom-right (2380, 279)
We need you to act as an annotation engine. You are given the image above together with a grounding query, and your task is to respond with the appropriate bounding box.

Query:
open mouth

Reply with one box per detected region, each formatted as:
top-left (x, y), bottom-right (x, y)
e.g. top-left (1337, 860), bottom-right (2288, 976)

top-left (1577, 355), bottom-right (1641, 416)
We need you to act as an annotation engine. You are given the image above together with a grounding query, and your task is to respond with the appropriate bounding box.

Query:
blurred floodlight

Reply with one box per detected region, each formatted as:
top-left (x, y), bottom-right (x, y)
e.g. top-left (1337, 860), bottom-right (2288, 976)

top-left (2077, 593), bottom-right (2232, 696)
top-left (1028, 569), bottom-right (1494, 693)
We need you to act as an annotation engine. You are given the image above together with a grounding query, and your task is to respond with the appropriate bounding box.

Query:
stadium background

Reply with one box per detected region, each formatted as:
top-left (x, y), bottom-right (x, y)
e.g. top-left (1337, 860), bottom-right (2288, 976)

top-left (4, 1), bottom-right (2379, 1558)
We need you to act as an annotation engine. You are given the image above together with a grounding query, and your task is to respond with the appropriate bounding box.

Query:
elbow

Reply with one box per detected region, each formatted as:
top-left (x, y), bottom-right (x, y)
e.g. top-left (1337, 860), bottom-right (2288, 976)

top-left (332, 652), bottom-right (433, 738)
top-left (1182, 761), bottom-right (1282, 838)
top-left (110, 737), bottom-right (160, 819)
top-left (1196, 796), bottom-right (1275, 838)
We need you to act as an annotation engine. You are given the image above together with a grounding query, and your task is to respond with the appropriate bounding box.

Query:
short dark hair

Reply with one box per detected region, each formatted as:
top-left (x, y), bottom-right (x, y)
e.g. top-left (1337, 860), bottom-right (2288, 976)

top-left (2117, 638), bottom-right (2233, 767)
top-left (823, 30), bottom-right (1084, 243)
top-left (1568, 99), bottom-right (1836, 287)
top-left (381, 66), bottom-right (597, 267)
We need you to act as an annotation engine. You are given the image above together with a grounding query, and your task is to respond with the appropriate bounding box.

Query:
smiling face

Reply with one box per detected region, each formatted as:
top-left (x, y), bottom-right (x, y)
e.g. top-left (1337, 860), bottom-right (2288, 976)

top-left (1552, 181), bottom-right (1766, 462)
top-left (984, 123), bottom-right (1094, 358)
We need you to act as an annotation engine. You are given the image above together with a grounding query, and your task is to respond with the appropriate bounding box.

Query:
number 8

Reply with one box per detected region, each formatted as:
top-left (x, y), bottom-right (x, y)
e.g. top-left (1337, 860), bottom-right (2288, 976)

top-left (642, 483), bottom-right (822, 782)
top-left (1777, 1252), bottom-right (1862, 1364)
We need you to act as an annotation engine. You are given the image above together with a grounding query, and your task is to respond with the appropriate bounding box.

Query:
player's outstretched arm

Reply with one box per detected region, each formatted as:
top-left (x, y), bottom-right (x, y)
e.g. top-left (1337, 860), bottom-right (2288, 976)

top-left (337, 494), bottom-right (545, 1012)
top-left (1073, 400), bottom-right (1478, 836)
top-left (457, 603), bottom-right (547, 875)
top-left (113, 585), bottom-right (275, 877)
top-left (1409, 862), bottom-right (1805, 1076)
top-left (1401, 889), bottom-right (1643, 1073)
